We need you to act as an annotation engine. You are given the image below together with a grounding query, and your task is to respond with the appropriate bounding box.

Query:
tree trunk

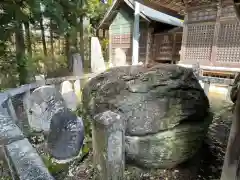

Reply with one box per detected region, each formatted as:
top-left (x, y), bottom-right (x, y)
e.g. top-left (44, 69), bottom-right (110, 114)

top-left (79, 16), bottom-right (84, 68)
top-left (15, 22), bottom-right (27, 85)
top-left (24, 22), bottom-right (32, 57)
top-left (58, 38), bottom-right (61, 55)
top-left (50, 19), bottom-right (54, 57)
top-left (65, 33), bottom-right (71, 71)
top-left (40, 14), bottom-right (47, 56)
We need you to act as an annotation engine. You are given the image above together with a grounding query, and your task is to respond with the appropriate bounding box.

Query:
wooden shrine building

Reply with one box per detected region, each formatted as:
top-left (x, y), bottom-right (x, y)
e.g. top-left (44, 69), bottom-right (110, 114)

top-left (98, 0), bottom-right (183, 65)
top-left (140, 0), bottom-right (240, 79)
top-left (134, 0), bottom-right (240, 179)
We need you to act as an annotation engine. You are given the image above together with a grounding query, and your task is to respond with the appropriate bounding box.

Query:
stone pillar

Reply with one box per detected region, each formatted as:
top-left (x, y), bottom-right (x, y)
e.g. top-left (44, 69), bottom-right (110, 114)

top-left (6, 98), bottom-right (18, 122)
top-left (72, 53), bottom-right (83, 76)
top-left (204, 81), bottom-right (210, 96)
top-left (192, 62), bottom-right (200, 79)
top-left (35, 74), bottom-right (45, 86)
top-left (226, 85), bottom-right (232, 101)
top-left (92, 111), bottom-right (125, 180)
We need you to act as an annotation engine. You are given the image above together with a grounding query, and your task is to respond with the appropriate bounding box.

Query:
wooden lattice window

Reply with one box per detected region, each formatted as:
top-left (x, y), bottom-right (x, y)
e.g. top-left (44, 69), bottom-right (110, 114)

top-left (112, 35), bottom-right (121, 44)
top-left (221, 5), bottom-right (236, 18)
top-left (216, 22), bottom-right (240, 63)
top-left (184, 24), bottom-right (215, 62)
top-left (121, 34), bottom-right (131, 44)
top-left (154, 34), bottom-right (173, 61)
top-left (188, 8), bottom-right (217, 22)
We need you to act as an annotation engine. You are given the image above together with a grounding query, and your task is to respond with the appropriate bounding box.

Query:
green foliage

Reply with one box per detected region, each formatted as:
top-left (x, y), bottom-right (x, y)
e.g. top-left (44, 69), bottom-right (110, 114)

top-left (100, 38), bottom-right (109, 61)
top-left (27, 53), bottom-right (67, 75)
top-left (41, 154), bottom-right (70, 178)
top-left (0, 0), bottom-right (109, 88)
top-left (76, 103), bottom-right (92, 140)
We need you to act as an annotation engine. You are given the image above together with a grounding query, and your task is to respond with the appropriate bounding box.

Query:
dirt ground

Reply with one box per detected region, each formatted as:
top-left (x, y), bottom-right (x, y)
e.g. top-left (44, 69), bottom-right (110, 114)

top-left (65, 92), bottom-right (234, 180)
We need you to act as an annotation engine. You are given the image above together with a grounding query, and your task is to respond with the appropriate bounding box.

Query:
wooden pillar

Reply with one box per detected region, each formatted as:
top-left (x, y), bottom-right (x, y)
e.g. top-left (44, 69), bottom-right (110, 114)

top-left (145, 25), bottom-right (152, 65)
top-left (179, 11), bottom-right (189, 63)
top-left (210, 4), bottom-right (221, 64)
top-left (132, 1), bottom-right (140, 65)
top-left (109, 28), bottom-right (112, 66)
top-left (172, 33), bottom-right (176, 64)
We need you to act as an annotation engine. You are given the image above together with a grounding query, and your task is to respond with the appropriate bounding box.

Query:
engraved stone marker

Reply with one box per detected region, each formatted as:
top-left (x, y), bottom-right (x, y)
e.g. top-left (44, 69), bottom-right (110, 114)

top-left (112, 48), bottom-right (127, 67)
top-left (61, 81), bottom-right (78, 111)
top-left (28, 85), bottom-right (65, 132)
top-left (47, 110), bottom-right (84, 160)
top-left (91, 37), bottom-right (106, 73)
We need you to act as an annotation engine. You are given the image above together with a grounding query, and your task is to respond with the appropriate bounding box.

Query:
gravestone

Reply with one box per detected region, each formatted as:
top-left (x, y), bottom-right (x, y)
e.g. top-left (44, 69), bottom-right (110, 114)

top-left (47, 109), bottom-right (84, 161)
top-left (61, 81), bottom-right (78, 111)
top-left (28, 85), bottom-right (66, 132)
top-left (72, 53), bottom-right (83, 76)
top-left (91, 37), bottom-right (106, 73)
top-left (112, 48), bottom-right (127, 67)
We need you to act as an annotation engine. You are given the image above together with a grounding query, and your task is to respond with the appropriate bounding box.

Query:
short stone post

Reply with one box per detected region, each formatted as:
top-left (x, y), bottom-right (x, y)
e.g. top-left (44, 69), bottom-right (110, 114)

top-left (192, 62), bottom-right (200, 79)
top-left (226, 84), bottom-right (232, 101)
top-left (92, 111), bottom-right (125, 180)
top-left (204, 80), bottom-right (210, 96)
top-left (35, 74), bottom-right (45, 86)
top-left (6, 98), bottom-right (18, 123)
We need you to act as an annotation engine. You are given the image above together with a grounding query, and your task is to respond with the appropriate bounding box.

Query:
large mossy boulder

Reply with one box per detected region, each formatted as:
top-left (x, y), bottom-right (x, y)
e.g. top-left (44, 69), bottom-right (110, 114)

top-left (82, 64), bottom-right (212, 168)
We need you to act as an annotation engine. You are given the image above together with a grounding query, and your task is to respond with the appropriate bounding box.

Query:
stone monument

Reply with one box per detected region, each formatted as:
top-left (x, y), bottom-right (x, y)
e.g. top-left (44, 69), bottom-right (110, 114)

top-left (83, 64), bottom-right (212, 172)
top-left (91, 37), bottom-right (106, 73)
top-left (61, 81), bottom-right (78, 111)
top-left (72, 53), bottom-right (83, 76)
top-left (47, 109), bottom-right (84, 161)
top-left (28, 85), bottom-right (65, 132)
top-left (112, 48), bottom-right (127, 67)
top-left (28, 85), bottom-right (84, 161)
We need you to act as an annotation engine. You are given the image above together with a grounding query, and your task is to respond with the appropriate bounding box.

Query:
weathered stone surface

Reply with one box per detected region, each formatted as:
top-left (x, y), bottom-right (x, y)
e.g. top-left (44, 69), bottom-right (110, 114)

top-left (6, 138), bottom-right (54, 180)
top-left (61, 81), bottom-right (78, 111)
top-left (125, 112), bottom-right (213, 168)
top-left (92, 111), bottom-right (125, 180)
top-left (230, 72), bottom-right (240, 103)
top-left (83, 64), bottom-right (211, 168)
top-left (28, 85), bottom-right (66, 132)
top-left (0, 112), bottom-right (24, 144)
top-left (47, 110), bottom-right (84, 160)
top-left (91, 37), bottom-right (106, 73)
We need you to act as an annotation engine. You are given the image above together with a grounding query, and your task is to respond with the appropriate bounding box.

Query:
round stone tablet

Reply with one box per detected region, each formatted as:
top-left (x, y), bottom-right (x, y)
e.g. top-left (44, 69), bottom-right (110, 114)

top-left (47, 110), bottom-right (84, 160)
